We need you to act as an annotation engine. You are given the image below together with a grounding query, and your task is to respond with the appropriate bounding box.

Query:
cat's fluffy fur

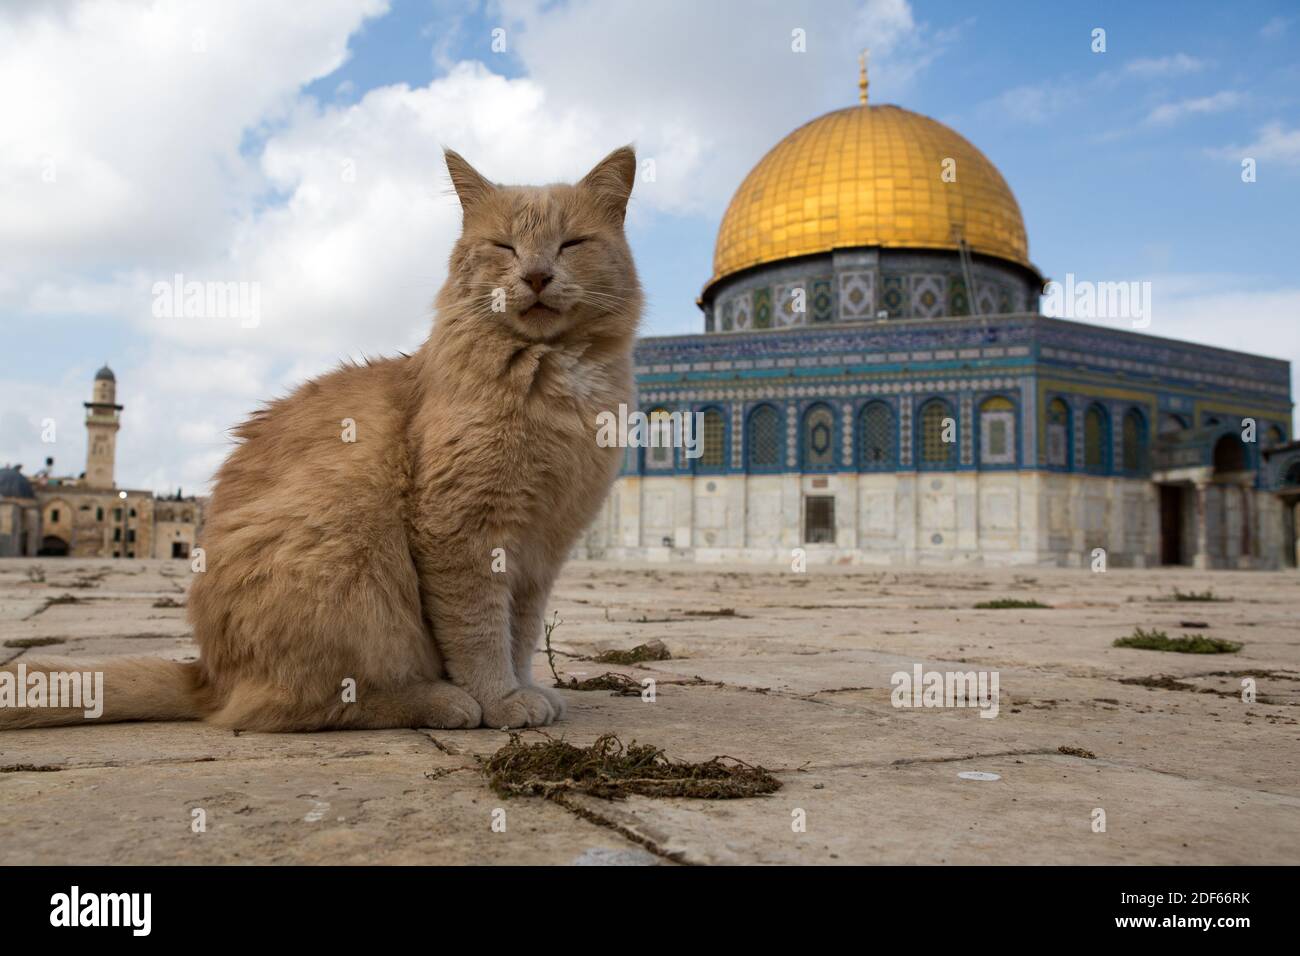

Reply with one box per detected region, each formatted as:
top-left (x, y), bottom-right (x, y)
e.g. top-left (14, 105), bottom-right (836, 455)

top-left (1, 147), bottom-right (641, 732)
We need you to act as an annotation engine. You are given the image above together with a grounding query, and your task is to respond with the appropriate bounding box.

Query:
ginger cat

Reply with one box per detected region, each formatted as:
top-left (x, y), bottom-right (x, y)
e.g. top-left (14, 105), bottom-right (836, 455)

top-left (1, 147), bottom-right (641, 732)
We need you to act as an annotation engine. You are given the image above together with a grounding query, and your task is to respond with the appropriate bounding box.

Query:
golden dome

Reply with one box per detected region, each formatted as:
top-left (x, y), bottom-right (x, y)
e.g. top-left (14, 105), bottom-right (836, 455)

top-left (707, 104), bottom-right (1032, 294)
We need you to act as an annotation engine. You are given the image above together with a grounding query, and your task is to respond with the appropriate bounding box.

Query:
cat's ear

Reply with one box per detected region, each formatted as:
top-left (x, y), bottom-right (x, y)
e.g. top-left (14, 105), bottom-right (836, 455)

top-left (579, 145), bottom-right (636, 222)
top-left (444, 148), bottom-right (495, 215)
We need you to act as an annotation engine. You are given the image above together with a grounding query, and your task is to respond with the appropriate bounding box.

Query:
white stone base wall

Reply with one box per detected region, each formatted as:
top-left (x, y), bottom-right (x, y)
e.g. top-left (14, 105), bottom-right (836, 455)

top-left (575, 472), bottom-right (1288, 569)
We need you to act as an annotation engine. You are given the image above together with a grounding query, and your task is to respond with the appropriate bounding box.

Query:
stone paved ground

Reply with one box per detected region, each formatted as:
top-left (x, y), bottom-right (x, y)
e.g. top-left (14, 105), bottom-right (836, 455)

top-left (1, 558), bottom-right (1297, 865)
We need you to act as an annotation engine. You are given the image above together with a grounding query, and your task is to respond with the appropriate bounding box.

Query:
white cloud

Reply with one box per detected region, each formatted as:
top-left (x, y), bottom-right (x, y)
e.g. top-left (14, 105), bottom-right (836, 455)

top-left (1125, 53), bottom-right (1207, 77)
top-left (1213, 121), bottom-right (1300, 168)
top-left (1260, 17), bottom-right (1289, 39)
top-left (0, 0), bottom-right (389, 280)
top-left (980, 52), bottom-right (1211, 127)
top-left (983, 84), bottom-right (1080, 124)
top-left (495, 0), bottom-right (938, 213)
top-left (1145, 90), bottom-right (1241, 125)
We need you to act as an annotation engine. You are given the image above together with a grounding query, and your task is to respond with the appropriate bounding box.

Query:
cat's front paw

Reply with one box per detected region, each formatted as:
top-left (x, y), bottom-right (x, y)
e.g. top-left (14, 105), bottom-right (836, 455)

top-left (529, 682), bottom-right (567, 720)
top-left (425, 681), bottom-right (483, 729)
top-left (480, 687), bottom-right (561, 729)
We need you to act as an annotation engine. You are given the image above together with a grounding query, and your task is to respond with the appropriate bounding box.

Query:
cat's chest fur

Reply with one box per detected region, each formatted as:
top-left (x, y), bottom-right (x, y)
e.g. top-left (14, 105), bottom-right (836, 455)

top-left (510, 340), bottom-right (614, 405)
top-left (410, 338), bottom-right (629, 548)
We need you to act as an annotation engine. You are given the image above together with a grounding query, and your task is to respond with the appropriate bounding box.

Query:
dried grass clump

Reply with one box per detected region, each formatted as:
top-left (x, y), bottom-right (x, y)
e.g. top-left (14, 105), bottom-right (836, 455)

top-left (542, 612), bottom-right (661, 692)
top-left (554, 672), bottom-right (643, 695)
top-left (1057, 745), bottom-right (1096, 759)
top-left (482, 733), bottom-right (781, 800)
top-left (592, 639), bottom-right (671, 665)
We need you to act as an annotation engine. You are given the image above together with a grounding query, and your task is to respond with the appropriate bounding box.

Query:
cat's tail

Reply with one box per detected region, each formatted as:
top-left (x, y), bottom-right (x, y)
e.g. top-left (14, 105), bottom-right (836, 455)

top-left (0, 656), bottom-right (211, 729)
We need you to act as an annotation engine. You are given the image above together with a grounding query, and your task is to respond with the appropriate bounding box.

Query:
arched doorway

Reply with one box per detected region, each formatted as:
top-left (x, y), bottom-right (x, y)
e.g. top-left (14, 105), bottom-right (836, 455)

top-left (38, 535), bottom-right (69, 557)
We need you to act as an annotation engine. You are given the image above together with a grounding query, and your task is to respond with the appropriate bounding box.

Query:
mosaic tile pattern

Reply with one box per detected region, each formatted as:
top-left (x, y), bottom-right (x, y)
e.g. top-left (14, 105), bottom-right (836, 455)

top-left (731, 403), bottom-right (743, 468)
top-left (1073, 402), bottom-right (1086, 470)
top-left (774, 282), bottom-right (803, 327)
top-left (1000, 285), bottom-right (1017, 313)
top-left (731, 291), bottom-right (753, 331)
top-left (881, 273), bottom-right (906, 318)
top-left (910, 274), bottom-right (945, 319)
top-left (622, 315), bottom-right (1288, 482)
top-left (947, 276), bottom-right (970, 316)
top-left (812, 278), bottom-right (834, 323)
top-left (960, 393), bottom-right (974, 465)
top-left (841, 402), bottom-right (854, 466)
top-left (838, 270), bottom-right (875, 320)
top-left (899, 400), bottom-right (913, 466)
top-left (639, 315), bottom-right (1288, 403)
top-left (785, 401), bottom-right (798, 467)
top-left (753, 287), bottom-right (773, 330)
top-left (1110, 401), bottom-right (1126, 469)
top-left (718, 297), bottom-right (734, 332)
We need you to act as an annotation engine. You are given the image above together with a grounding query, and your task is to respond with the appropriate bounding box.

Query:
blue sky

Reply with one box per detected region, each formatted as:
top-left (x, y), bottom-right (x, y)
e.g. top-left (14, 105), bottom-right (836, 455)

top-left (2, 0), bottom-right (1297, 492)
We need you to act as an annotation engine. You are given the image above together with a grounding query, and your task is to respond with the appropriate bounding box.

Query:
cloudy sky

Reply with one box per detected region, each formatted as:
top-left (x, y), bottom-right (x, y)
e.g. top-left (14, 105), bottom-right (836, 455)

top-left (2, 0), bottom-right (1298, 494)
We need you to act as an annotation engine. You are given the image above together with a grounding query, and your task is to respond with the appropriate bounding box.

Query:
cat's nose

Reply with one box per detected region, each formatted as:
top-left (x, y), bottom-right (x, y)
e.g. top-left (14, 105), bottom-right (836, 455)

top-left (524, 270), bottom-right (553, 294)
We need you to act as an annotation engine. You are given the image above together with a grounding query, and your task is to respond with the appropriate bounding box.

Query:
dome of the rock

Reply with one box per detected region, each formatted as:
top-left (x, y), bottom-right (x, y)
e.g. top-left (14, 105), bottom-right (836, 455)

top-left (707, 103), bottom-right (1034, 299)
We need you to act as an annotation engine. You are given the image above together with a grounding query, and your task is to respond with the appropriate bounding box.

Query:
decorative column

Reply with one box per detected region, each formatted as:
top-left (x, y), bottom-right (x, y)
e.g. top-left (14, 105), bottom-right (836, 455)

top-left (1239, 485), bottom-right (1253, 568)
top-left (1294, 501), bottom-right (1300, 569)
top-left (959, 392), bottom-right (974, 466)
top-left (1193, 481), bottom-right (1210, 570)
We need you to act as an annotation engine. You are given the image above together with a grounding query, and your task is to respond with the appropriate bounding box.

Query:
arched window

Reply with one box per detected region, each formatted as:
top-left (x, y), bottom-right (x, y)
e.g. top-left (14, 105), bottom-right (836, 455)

top-left (1084, 404), bottom-right (1109, 473)
top-left (919, 398), bottom-right (956, 468)
top-left (747, 405), bottom-right (782, 471)
top-left (979, 396), bottom-right (1016, 466)
top-left (1213, 434), bottom-right (1246, 473)
top-left (698, 408), bottom-right (726, 469)
top-left (645, 408), bottom-right (675, 471)
top-left (802, 404), bottom-right (835, 469)
top-left (1046, 398), bottom-right (1070, 468)
top-left (858, 402), bottom-right (894, 470)
top-left (1121, 409), bottom-right (1147, 474)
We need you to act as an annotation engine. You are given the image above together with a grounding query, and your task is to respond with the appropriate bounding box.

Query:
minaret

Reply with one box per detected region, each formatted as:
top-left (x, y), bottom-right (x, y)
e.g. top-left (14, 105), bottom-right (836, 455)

top-left (84, 364), bottom-right (122, 488)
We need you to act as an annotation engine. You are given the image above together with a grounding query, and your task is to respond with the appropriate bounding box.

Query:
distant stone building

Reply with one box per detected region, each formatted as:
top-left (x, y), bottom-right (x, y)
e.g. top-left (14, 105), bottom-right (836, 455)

top-left (0, 366), bottom-right (205, 559)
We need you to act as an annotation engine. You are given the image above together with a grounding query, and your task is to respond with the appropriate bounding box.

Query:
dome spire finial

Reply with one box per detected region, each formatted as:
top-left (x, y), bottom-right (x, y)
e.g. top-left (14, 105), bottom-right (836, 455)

top-left (858, 49), bottom-right (869, 105)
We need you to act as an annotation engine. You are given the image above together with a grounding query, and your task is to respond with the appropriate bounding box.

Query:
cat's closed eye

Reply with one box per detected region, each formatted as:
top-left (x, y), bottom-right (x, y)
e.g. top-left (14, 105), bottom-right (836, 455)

top-left (559, 237), bottom-right (589, 252)
top-left (492, 241), bottom-right (516, 255)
